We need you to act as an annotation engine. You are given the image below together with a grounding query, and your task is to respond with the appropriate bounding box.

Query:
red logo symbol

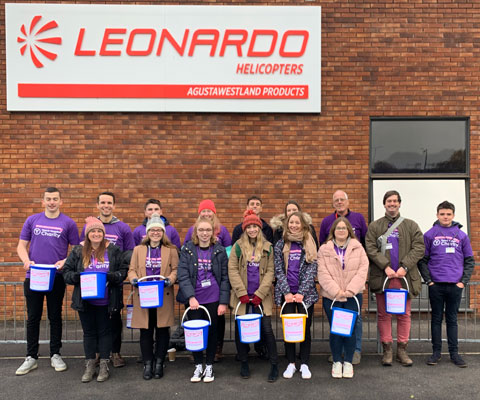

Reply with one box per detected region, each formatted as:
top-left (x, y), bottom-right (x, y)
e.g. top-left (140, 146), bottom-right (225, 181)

top-left (17, 16), bottom-right (62, 68)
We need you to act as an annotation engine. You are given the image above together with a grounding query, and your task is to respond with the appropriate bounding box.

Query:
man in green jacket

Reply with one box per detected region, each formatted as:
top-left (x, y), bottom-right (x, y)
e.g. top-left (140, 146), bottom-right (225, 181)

top-left (366, 190), bottom-right (424, 367)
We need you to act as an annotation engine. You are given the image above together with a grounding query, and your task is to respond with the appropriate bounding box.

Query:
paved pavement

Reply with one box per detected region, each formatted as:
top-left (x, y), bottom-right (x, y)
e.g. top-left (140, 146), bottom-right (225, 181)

top-left (2, 342), bottom-right (479, 400)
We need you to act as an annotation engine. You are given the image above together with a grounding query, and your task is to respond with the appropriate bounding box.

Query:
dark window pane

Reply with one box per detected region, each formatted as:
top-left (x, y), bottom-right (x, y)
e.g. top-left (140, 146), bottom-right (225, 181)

top-left (371, 120), bottom-right (467, 174)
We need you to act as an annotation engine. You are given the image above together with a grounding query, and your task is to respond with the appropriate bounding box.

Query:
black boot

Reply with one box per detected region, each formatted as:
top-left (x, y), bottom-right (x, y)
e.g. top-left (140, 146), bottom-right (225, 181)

top-left (154, 358), bottom-right (164, 379)
top-left (268, 363), bottom-right (278, 382)
top-left (143, 360), bottom-right (153, 380)
top-left (240, 361), bottom-right (250, 379)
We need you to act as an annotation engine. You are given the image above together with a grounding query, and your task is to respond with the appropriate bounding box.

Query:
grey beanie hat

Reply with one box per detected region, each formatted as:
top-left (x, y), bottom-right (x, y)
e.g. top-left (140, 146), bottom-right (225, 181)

top-left (146, 213), bottom-right (166, 233)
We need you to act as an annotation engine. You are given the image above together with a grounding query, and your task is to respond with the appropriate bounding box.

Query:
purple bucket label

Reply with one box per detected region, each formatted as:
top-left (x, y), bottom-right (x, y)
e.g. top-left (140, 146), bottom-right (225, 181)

top-left (385, 289), bottom-right (408, 314)
top-left (237, 314), bottom-right (261, 343)
top-left (183, 320), bottom-right (209, 351)
top-left (331, 308), bottom-right (357, 337)
top-left (282, 315), bottom-right (306, 342)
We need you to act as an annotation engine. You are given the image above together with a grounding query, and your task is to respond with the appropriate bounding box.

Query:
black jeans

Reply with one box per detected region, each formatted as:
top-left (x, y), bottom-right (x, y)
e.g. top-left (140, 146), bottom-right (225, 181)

top-left (429, 283), bottom-right (463, 354)
top-left (110, 310), bottom-right (123, 353)
top-left (139, 308), bottom-right (170, 362)
top-left (235, 304), bottom-right (278, 364)
top-left (188, 302), bottom-right (218, 365)
top-left (283, 302), bottom-right (313, 364)
top-left (78, 303), bottom-right (112, 360)
top-left (24, 275), bottom-right (65, 358)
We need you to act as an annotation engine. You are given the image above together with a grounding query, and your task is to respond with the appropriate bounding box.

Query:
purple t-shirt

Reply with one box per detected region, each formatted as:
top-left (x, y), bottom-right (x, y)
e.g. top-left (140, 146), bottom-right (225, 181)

top-left (334, 244), bottom-right (346, 269)
top-left (319, 210), bottom-right (368, 245)
top-left (247, 252), bottom-right (260, 297)
top-left (195, 246), bottom-right (220, 304)
top-left (287, 242), bottom-right (302, 293)
top-left (20, 212), bottom-right (80, 279)
top-left (145, 246), bottom-right (162, 278)
top-left (183, 225), bottom-right (232, 247)
top-left (133, 223), bottom-right (181, 249)
top-left (387, 223), bottom-right (400, 271)
top-left (85, 251), bottom-right (109, 306)
top-left (424, 224), bottom-right (474, 283)
top-left (81, 218), bottom-right (134, 251)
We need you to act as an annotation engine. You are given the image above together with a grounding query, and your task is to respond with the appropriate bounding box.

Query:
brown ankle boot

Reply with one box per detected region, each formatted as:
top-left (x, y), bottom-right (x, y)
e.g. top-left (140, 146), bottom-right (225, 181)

top-left (381, 342), bottom-right (393, 366)
top-left (396, 342), bottom-right (413, 366)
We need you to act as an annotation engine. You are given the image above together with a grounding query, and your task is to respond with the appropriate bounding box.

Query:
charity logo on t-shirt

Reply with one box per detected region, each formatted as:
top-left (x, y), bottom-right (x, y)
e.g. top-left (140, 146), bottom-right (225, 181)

top-left (33, 224), bottom-right (63, 238)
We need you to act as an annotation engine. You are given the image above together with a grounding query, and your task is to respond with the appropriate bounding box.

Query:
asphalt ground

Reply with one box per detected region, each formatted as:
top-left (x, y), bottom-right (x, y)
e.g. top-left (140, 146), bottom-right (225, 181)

top-left (2, 341), bottom-right (479, 400)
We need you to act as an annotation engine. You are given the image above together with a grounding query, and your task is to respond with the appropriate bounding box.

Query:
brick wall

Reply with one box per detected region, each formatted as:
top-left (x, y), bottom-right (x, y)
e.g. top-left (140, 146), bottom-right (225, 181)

top-left (1, 1), bottom-right (479, 290)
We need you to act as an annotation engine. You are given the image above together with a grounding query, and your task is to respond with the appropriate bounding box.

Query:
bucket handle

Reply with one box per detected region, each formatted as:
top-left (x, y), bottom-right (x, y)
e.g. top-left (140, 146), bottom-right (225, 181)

top-left (330, 295), bottom-right (360, 313)
top-left (279, 300), bottom-right (308, 317)
top-left (181, 305), bottom-right (212, 327)
top-left (234, 301), bottom-right (264, 320)
top-left (126, 291), bottom-right (134, 306)
top-left (138, 274), bottom-right (166, 282)
top-left (382, 276), bottom-right (409, 293)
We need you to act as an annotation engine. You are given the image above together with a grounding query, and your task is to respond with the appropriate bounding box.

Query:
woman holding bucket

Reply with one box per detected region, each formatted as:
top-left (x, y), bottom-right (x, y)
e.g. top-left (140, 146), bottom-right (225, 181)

top-left (177, 216), bottom-right (230, 383)
top-left (317, 217), bottom-right (368, 379)
top-left (128, 214), bottom-right (178, 380)
top-left (274, 211), bottom-right (319, 380)
top-left (63, 217), bottom-right (128, 383)
top-left (228, 210), bottom-right (279, 382)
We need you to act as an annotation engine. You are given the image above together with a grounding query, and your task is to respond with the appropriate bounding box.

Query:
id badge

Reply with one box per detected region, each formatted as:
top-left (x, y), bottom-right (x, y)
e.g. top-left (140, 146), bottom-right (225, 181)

top-left (385, 242), bottom-right (393, 250)
top-left (446, 247), bottom-right (455, 254)
top-left (201, 279), bottom-right (211, 288)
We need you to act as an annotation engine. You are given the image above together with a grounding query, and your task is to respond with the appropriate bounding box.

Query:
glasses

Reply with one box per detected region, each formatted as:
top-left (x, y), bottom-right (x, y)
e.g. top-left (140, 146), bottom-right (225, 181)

top-left (198, 228), bottom-right (213, 233)
top-left (149, 229), bottom-right (163, 234)
top-left (335, 226), bottom-right (348, 231)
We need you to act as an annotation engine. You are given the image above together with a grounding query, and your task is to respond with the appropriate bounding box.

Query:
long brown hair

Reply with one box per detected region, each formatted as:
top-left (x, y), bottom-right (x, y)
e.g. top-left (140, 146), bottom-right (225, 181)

top-left (326, 217), bottom-right (356, 243)
top-left (82, 230), bottom-right (108, 267)
top-left (141, 228), bottom-right (175, 248)
top-left (283, 211), bottom-right (310, 244)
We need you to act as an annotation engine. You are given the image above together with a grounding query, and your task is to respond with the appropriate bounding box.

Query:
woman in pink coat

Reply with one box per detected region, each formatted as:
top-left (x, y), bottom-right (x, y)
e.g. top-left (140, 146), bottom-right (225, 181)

top-left (317, 217), bottom-right (368, 379)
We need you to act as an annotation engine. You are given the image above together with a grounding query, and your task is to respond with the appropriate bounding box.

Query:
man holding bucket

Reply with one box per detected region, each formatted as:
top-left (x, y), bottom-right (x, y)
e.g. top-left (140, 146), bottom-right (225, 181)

top-left (418, 201), bottom-right (475, 368)
top-left (366, 190), bottom-right (424, 367)
top-left (16, 187), bottom-right (80, 375)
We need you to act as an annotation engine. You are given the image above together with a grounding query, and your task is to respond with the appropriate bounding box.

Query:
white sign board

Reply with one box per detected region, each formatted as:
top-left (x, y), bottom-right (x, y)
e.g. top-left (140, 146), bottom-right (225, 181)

top-left (6, 4), bottom-right (321, 113)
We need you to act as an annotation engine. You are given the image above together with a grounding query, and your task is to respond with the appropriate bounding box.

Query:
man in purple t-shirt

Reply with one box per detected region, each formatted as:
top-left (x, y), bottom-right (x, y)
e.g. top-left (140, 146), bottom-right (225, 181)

top-left (133, 198), bottom-right (181, 249)
top-left (418, 201), bottom-right (475, 368)
top-left (16, 187), bottom-right (80, 376)
top-left (80, 191), bottom-right (134, 368)
top-left (319, 190), bottom-right (367, 364)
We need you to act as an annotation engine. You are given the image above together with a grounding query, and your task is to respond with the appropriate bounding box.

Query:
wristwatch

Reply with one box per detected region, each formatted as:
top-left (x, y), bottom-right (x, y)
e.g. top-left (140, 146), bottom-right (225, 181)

top-left (402, 266), bottom-right (408, 273)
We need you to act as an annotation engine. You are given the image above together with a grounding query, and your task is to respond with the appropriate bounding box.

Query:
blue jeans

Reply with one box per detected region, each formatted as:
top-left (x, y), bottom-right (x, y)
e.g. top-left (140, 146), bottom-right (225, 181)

top-left (429, 283), bottom-right (463, 354)
top-left (323, 295), bottom-right (362, 363)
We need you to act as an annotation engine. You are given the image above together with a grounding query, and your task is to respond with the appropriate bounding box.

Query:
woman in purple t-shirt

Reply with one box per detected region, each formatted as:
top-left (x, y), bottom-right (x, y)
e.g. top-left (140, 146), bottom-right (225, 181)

top-left (177, 217), bottom-right (230, 383)
top-left (274, 212), bottom-right (319, 380)
top-left (63, 217), bottom-right (128, 383)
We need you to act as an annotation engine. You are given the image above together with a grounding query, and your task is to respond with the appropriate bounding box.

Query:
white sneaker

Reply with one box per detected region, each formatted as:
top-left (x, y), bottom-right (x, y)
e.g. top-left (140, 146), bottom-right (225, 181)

top-left (299, 364), bottom-right (311, 379)
top-left (16, 356), bottom-right (38, 375)
top-left (191, 364), bottom-right (203, 383)
top-left (283, 363), bottom-right (296, 379)
top-left (203, 365), bottom-right (214, 383)
top-left (343, 362), bottom-right (354, 378)
top-left (51, 354), bottom-right (67, 372)
top-left (332, 361), bottom-right (342, 378)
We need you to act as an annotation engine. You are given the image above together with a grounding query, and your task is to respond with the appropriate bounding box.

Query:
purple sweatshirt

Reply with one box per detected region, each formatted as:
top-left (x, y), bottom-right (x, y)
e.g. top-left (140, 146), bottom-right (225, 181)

top-left (81, 216), bottom-right (134, 252)
top-left (20, 212), bottom-right (80, 278)
top-left (133, 215), bottom-right (181, 249)
top-left (319, 210), bottom-right (367, 245)
top-left (423, 222), bottom-right (474, 283)
top-left (183, 224), bottom-right (232, 247)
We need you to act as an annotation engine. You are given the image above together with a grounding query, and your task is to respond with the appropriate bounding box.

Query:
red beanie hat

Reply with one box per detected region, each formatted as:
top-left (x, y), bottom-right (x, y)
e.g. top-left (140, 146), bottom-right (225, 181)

top-left (85, 216), bottom-right (106, 236)
top-left (242, 210), bottom-right (262, 231)
top-left (198, 199), bottom-right (216, 214)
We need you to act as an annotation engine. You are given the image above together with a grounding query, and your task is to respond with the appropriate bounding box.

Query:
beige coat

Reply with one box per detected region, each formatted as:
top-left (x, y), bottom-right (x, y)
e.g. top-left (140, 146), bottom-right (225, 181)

top-left (228, 240), bottom-right (274, 316)
top-left (128, 244), bottom-right (178, 329)
top-left (317, 238), bottom-right (369, 301)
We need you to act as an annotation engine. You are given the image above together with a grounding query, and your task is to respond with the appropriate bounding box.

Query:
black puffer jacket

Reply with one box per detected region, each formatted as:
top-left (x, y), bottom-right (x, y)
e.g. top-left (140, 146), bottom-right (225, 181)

top-left (63, 244), bottom-right (129, 312)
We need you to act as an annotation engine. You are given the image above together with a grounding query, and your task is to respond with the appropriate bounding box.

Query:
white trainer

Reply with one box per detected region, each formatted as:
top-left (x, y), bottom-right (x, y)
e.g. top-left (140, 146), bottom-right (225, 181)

top-left (191, 364), bottom-right (203, 383)
top-left (282, 363), bottom-right (296, 379)
top-left (343, 362), bottom-right (354, 378)
top-left (299, 364), bottom-right (311, 379)
top-left (203, 364), bottom-right (214, 383)
top-left (51, 354), bottom-right (68, 372)
top-left (16, 356), bottom-right (38, 375)
top-left (332, 361), bottom-right (342, 378)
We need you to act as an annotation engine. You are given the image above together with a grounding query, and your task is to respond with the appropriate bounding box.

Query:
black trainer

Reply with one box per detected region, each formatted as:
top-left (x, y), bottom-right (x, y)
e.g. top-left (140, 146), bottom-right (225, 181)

top-left (426, 352), bottom-right (441, 365)
top-left (267, 364), bottom-right (279, 382)
top-left (450, 353), bottom-right (467, 368)
top-left (240, 361), bottom-right (250, 379)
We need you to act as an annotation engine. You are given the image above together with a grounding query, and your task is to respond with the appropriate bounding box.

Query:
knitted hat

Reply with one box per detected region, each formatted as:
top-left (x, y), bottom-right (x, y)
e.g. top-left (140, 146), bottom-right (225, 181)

top-left (146, 213), bottom-right (166, 233)
top-left (242, 210), bottom-right (262, 231)
top-left (198, 199), bottom-right (216, 214)
top-left (85, 216), bottom-right (105, 236)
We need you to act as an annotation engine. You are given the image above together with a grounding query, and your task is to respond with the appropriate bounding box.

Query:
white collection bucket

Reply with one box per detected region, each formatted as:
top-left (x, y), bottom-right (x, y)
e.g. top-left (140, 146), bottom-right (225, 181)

top-left (138, 275), bottom-right (165, 308)
top-left (330, 296), bottom-right (360, 337)
top-left (181, 305), bottom-right (211, 352)
top-left (125, 292), bottom-right (134, 329)
top-left (80, 271), bottom-right (107, 299)
top-left (235, 301), bottom-right (263, 344)
top-left (383, 277), bottom-right (409, 315)
top-left (280, 301), bottom-right (308, 343)
top-left (29, 264), bottom-right (57, 292)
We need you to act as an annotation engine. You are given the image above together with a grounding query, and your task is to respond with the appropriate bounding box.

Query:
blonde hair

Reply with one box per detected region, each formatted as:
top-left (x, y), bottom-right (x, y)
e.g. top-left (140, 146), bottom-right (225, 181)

top-left (141, 230), bottom-right (175, 248)
top-left (192, 217), bottom-right (217, 246)
top-left (283, 211), bottom-right (311, 245)
top-left (239, 225), bottom-right (266, 263)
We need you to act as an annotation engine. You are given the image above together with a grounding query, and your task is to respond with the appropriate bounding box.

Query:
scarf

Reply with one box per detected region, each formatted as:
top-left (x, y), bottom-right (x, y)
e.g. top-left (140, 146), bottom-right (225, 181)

top-left (286, 231), bottom-right (317, 263)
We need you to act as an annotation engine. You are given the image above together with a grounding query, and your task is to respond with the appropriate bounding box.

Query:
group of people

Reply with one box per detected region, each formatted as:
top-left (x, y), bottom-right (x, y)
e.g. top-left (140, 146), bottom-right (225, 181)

top-left (14, 187), bottom-right (474, 383)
